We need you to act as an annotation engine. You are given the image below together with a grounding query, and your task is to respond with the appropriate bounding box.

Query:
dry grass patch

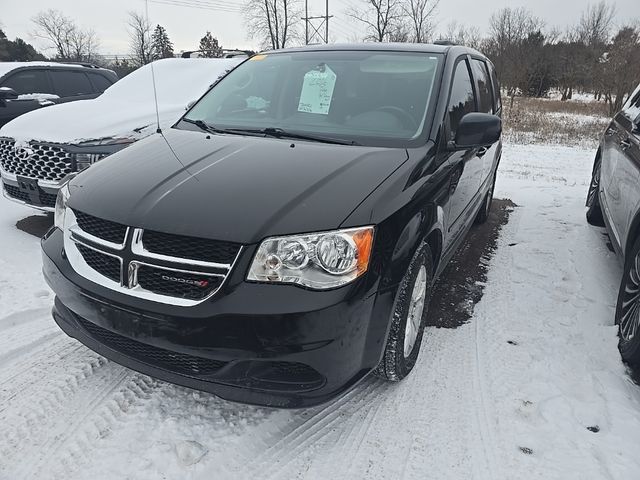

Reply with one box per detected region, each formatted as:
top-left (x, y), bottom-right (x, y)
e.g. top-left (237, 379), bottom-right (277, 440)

top-left (502, 96), bottom-right (610, 148)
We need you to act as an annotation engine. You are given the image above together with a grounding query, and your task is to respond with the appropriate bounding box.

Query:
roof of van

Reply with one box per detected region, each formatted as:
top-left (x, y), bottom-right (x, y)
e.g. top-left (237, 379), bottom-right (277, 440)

top-left (267, 42), bottom-right (482, 56)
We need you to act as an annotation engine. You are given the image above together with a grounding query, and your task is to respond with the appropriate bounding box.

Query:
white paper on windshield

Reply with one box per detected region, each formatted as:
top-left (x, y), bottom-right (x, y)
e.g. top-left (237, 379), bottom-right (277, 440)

top-left (297, 64), bottom-right (337, 115)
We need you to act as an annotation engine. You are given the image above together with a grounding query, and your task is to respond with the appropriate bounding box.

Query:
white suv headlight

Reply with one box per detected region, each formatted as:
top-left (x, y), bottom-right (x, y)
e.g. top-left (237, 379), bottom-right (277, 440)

top-left (54, 183), bottom-right (70, 229)
top-left (247, 226), bottom-right (374, 289)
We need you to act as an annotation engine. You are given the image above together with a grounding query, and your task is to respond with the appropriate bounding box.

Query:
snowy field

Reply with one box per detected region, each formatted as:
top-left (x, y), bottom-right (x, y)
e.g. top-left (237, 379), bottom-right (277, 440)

top-left (2, 141), bottom-right (640, 479)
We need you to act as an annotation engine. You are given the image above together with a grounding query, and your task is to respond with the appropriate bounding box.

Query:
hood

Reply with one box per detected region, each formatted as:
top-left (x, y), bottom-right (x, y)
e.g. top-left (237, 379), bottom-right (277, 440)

top-left (67, 128), bottom-right (408, 244)
top-left (0, 97), bottom-right (182, 146)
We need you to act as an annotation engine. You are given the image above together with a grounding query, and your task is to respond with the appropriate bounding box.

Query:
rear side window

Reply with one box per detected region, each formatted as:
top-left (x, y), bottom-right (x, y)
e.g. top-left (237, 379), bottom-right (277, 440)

top-left (489, 64), bottom-right (502, 112)
top-left (49, 70), bottom-right (94, 97)
top-left (447, 59), bottom-right (476, 138)
top-left (87, 72), bottom-right (113, 93)
top-left (471, 59), bottom-right (493, 114)
top-left (2, 69), bottom-right (52, 95)
top-left (623, 91), bottom-right (640, 124)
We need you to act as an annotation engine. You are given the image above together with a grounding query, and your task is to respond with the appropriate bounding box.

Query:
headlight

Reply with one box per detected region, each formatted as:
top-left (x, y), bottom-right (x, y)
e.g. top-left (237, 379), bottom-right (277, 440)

top-left (54, 183), bottom-right (70, 229)
top-left (247, 226), bottom-right (374, 289)
top-left (73, 138), bottom-right (135, 171)
top-left (74, 153), bottom-right (111, 171)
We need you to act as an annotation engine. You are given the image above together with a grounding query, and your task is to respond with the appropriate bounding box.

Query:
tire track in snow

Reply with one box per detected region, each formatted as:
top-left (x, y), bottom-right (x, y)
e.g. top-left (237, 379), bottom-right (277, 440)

top-left (20, 373), bottom-right (161, 480)
top-left (0, 351), bottom-right (114, 465)
top-left (243, 378), bottom-right (387, 478)
top-left (0, 340), bottom-right (89, 411)
top-left (0, 307), bottom-right (52, 331)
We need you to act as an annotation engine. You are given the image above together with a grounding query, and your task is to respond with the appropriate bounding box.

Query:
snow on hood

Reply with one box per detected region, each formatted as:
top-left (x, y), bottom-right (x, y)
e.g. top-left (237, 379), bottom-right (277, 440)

top-left (0, 58), bottom-right (242, 146)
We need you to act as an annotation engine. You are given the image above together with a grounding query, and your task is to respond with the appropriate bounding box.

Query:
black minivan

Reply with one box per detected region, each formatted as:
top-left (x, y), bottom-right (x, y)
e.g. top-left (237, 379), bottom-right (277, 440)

top-left (42, 44), bottom-right (502, 408)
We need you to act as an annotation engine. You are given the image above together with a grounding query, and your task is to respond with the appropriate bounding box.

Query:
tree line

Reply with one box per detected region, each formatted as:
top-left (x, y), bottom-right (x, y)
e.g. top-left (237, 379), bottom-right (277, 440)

top-left (0, 9), bottom-right (227, 78)
top-left (245, 0), bottom-right (639, 115)
top-left (2, 1), bottom-right (638, 113)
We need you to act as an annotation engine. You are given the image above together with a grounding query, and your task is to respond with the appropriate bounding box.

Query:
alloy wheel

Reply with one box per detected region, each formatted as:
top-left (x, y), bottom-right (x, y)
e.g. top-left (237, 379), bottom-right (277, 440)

top-left (587, 161), bottom-right (601, 207)
top-left (404, 265), bottom-right (428, 357)
top-left (620, 251), bottom-right (640, 342)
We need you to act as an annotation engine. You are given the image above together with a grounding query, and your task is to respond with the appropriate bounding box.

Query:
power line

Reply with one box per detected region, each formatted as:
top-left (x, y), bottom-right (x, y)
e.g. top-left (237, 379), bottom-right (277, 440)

top-left (153, 0), bottom-right (243, 9)
top-left (148, 0), bottom-right (243, 13)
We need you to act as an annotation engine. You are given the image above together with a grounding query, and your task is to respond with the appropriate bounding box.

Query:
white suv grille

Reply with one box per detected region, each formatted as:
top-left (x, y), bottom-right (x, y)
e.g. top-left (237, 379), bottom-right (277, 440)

top-left (0, 138), bottom-right (74, 182)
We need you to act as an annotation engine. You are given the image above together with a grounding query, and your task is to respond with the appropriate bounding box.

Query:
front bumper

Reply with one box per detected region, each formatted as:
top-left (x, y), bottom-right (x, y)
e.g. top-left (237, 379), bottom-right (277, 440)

top-left (42, 228), bottom-right (395, 408)
top-left (2, 174), bottom-right (62, 211)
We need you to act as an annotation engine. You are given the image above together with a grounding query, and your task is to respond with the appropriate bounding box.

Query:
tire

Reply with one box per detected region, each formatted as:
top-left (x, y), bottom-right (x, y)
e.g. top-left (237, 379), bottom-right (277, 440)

top-left (616, 236), bottom-right (640, 365)
top-left (475, 174), bottom-right (496, 225)
top-left (374, 243), bottom-right (433, 381)
top-left (586, 154), bottom-right (605, 227)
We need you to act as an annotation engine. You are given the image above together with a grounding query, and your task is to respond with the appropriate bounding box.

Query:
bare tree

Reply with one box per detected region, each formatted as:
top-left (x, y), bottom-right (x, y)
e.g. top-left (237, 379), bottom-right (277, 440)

top-left (577, 1), bottom-right (616, 47)
top-left (402, 0), bottom-right (439, 43)
top-left (347, 0), bottom-right (403, 42)
top-left (32, 9), bottom-right (100, 61)
top-left (245, 0), bottom-right (301, 50)
top-left (440, 21), bottom-right (482, 49)
top-left (485, 7), bottom-right (544, 99)
top-left (69, 28), bottom-right (100, 62)
top-left (599, 26), bottom-right (640, 114)
top-left (127, 11), bottom-right (154, 66)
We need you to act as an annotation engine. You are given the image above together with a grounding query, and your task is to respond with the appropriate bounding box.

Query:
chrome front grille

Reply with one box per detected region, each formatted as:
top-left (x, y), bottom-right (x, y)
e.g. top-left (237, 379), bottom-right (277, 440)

top-left (0, 138), bottom-right (74, 182)
top-left (64, 210), bottom-right (240, 306)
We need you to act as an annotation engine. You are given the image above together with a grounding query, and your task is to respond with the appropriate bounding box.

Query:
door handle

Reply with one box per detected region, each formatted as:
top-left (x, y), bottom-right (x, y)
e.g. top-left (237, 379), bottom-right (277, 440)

top-left (605, 127), bottom-right (617, 136)
top-left (477, 146), bottom-right (488, 157)
top-left (620, 139), bottom-right (632, 150)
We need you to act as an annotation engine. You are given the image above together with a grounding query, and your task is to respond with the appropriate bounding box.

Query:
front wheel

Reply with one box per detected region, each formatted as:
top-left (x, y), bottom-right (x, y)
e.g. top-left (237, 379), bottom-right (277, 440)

top-left (475, 174), bottom-right (496, 225)
top-left (616, 236), bottom-right (640, 365)
top-left (586, 154), bottom-right (605, 227)
top-left (374, 243), bottom-right (433, 381)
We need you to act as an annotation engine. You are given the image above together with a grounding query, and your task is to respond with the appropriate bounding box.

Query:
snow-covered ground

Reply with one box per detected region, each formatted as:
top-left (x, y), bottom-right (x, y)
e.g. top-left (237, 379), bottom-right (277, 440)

top-left (2, 141), bottom-right (640, 480)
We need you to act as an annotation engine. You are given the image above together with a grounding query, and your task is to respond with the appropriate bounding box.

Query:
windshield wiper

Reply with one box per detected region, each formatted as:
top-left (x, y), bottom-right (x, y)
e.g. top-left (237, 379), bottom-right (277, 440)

top-left (182, 118), bottom-right (261, 137)
top-left (226, 127), bottom-right (361, 146)
top-left (182, 120), bottom-right (360, 145)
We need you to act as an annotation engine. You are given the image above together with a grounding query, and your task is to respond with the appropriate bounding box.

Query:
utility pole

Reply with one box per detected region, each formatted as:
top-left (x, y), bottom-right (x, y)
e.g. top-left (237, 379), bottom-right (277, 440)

top-left (303, 0), bottom-right (332, 44)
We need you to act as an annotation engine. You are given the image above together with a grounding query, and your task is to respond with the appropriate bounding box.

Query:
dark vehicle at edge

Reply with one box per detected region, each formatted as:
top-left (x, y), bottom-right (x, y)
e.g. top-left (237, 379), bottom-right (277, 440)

top-left (586, 83), bottom-right (640, 365)
top-left (41, 44), bottom-right (503, 408)
top-left (0, 62), bottom-right (118, 127)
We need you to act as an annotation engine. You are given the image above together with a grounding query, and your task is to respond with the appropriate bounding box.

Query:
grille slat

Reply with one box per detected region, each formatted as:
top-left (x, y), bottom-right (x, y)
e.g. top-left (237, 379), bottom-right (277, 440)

top-left (3, 184), bottom-right (30, 203)
top-left (4, 184), bottom-right (58, 208)
top-left (76, 243), bottom-right (121, 283)
top-left (136, 266), bottom-right (223, 301)
top-left (74, 210), bottom-right (128, 245)
top-left (0, 138), bottom-right (74, 182)
top-left (68, 211), bottom-right (239, 303)
top-left (77, 317), bottom-right (227, 376)
top-left (143, 230), bottom-right (240, 265)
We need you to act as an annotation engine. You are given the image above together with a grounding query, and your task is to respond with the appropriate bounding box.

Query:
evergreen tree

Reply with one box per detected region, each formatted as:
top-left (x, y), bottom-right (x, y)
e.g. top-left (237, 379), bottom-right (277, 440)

top-left (151, 24), bottom-right (174, 59)
top-left (0, 29), bottom-right (45, 61)
top-left (198, 31), bottom-right (223, 58)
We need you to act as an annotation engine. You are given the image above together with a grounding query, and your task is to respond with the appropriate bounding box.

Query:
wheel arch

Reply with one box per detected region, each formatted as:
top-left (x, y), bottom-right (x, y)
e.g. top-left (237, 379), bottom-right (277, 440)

top-left (625, 210), bottom-right (640, 260)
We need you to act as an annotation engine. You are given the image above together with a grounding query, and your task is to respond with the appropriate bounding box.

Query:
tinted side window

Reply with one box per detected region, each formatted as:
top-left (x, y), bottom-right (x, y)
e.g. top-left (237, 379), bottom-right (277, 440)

top-left (49, 71), bottom-right (94, 97)
top-left (88, 73), bottom-right (113, 93)
top-left (489, 64), bottom-right (502, 112)
top-left (471, 59), bottom-right (493, 114)
top-left (2, 69), bottom-right (52, 95)
top-left (623, 92), bottom-right (640, 125)
top-left (447, 59), bottom-right (476, 138)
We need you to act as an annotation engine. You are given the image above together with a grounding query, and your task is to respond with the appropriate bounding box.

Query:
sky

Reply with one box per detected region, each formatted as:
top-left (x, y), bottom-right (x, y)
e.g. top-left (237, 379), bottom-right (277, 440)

top-left (1, 0), bottom-right (637, 57)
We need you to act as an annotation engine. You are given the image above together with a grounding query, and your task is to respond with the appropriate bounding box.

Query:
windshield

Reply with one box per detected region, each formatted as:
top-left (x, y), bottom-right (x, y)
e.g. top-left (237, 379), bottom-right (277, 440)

top-left (181, 50), bottom-right (443, 147)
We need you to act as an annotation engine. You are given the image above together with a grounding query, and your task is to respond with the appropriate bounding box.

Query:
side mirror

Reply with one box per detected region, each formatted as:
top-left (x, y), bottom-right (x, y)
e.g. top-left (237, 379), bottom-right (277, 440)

top-left (451, 113), bottom-right (502, 149)
top-left (0, 87), bottom-right (18, 101)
